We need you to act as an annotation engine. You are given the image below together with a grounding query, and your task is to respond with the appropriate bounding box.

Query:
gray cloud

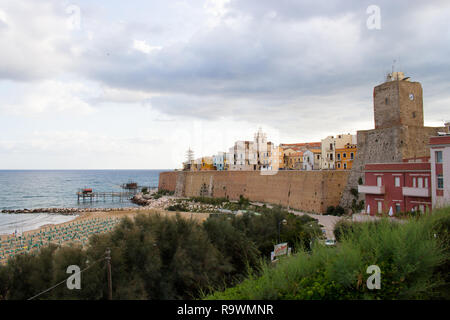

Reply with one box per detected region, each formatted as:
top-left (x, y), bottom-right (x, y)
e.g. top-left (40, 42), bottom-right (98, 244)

top-left (2, 0), bottom-right (450, 138)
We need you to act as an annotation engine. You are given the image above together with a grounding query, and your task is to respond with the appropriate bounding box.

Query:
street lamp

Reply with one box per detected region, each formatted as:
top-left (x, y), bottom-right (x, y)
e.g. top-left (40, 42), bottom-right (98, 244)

top-left (278, 218), bottom-right (287, 243)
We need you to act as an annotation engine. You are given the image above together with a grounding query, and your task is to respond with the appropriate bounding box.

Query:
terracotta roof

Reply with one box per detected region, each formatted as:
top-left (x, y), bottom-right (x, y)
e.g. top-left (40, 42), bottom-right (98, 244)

top-left (280, 142), bottom-right (321, 148)
top-left (430, 135), bottom-right (450, 145)
top-left (364, 162), bottom-right (430, 171)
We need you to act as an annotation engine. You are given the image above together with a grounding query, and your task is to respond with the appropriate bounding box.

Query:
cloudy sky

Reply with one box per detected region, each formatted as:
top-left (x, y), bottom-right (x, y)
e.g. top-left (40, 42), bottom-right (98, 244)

top-left (0, 0), bottom-right (449, 169)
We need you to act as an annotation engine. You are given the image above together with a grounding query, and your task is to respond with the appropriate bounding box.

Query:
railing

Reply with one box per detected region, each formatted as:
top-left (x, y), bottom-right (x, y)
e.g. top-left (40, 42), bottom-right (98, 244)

top-left (358, 185), bottom-right (385, 194)
top-left (402, 187), bottom-right (431, 197)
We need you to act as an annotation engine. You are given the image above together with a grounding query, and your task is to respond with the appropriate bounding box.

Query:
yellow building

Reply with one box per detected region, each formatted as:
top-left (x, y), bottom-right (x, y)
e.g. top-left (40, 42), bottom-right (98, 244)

top-left (201, 157), bottom-right (216, 170)
top-left (270, 146), bottom-right (284, 170)
top-left (335, 143), bottom-right (357, 170)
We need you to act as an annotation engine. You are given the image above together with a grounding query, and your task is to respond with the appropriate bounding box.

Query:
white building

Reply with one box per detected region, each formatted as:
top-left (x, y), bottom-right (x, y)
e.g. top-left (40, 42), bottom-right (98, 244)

top-left (213, 152), bottom-right (226, 171)
top-left (227, 128), bottom-right (276, 171)
top-left (430, 123), bottom-right (450, 209)
top-left (302, 150), bottom-right (314, 171)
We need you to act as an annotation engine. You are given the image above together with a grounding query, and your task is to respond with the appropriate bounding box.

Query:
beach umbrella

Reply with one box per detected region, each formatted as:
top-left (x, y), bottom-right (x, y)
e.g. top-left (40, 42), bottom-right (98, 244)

top-left (367, 205), bottom-right (370, 215)
top-left (388, 206), bottom-right (394, 217)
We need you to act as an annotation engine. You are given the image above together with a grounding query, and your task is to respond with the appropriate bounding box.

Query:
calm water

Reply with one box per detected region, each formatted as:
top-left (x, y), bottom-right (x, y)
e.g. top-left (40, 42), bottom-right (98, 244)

top-left (0, 170), bottom-right (166, 235)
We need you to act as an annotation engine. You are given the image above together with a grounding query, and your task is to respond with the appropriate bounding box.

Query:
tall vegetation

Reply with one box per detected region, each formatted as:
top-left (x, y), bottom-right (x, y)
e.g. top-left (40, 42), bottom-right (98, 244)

top-left (0, 207), bottom-right (321, 300)
top-left (207, 208), bottom-right (450, 300)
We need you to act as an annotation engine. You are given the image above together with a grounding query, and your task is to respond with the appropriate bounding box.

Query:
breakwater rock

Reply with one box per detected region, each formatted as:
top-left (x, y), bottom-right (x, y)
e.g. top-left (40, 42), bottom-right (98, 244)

top-left (131, 193), bottom-right (150, 206)
top-left (1, 207), bottom-right (138, 215)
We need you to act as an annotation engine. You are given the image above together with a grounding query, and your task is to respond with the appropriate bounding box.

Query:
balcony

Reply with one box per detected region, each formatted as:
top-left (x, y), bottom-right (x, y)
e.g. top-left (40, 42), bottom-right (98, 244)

top-left (402, 187), bottom-right (431, 197)
top-left (358, 185), bottom-right (385, 194)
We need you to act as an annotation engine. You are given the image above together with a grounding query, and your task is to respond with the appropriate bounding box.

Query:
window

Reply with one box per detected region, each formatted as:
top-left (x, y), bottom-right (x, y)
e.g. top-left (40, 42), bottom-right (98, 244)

top-left (395, 177), bottom-right (400, 187)
top-left (330, 143), bottom-right (333, 151)
top-left (377, 176), bottom-right (382, 187)
top-left (418, 177), bottom-right (423, 188)
top-left (343, 153), bottom-right (347, 158)
top-left (378, 201), bottom-right (383, 214)
top-left (413, 177), bottom-right (417, 188)
top-left (344, 163), bottom-right (347, 169)
top-left (337, 163), bottom-right (341, 168)
top-left (424, 178), bottom-right (428, 188)
top-left (436, 151), bottom-right (443, 163)
top-left (395, 203), bottom-right (401, 213)
top-left (330, 154), bottom-right (333, 161)
top-left (437, 174), bottom-right (444, 189)
top-left (351, 152), bottom-right (354, 160)
top-left (337, 153), bottom-right (341, 160)
top-left (385, 97), bottom-right (389, 105)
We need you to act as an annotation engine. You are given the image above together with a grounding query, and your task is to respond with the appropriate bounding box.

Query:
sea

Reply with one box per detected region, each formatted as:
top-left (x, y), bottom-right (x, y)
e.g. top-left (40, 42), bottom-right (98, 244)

top-left (0, 170), bottom-right (166, 235)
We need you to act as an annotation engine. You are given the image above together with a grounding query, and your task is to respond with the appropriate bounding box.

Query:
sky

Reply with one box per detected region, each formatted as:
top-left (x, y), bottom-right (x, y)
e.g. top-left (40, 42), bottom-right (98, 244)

top-left (0, 0), bottom-right (449, 169)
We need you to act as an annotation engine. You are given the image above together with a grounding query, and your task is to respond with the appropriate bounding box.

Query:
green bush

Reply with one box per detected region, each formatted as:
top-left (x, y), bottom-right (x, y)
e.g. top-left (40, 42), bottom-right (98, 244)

top-left (167, 204), bottom-right (188, 212)
top-left (325, 205), bottom-right (345, 216)
top-left (350, 188), bottom-right (359, 198)
top-left (189, 197), bottom-right (228, 206)
top-left (326, 206), bottom-right (335, 215)
top-left (207, 208), bottom-right (450, 300)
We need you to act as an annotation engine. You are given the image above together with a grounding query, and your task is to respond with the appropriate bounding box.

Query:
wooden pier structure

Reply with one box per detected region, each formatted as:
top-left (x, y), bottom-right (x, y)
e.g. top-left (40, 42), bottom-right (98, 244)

top-left (77, 190), bottom-right (135, 202)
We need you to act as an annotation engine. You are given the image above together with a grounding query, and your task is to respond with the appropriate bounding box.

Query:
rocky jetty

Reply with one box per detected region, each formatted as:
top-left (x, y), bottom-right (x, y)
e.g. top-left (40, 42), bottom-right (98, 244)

top-left (131, 193), bottom-right (177, 209)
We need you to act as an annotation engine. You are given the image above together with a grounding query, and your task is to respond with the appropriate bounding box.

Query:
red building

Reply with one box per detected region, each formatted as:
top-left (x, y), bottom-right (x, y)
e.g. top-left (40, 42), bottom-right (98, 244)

top-left (358, 162), bottom-right (432, 215)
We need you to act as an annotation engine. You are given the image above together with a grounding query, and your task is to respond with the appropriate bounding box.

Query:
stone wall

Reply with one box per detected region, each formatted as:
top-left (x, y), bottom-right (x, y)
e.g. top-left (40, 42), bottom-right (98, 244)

top-left (158, 171), bottom-right (178, 191)
top-left (159, 170), bottom-right (350, 214)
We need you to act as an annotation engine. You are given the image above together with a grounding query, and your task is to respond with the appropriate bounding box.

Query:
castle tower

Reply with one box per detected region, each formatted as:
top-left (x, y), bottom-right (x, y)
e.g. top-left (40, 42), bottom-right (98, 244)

top-left (339, 72), bottom-right (445, 211)
top-left (374, 72), bottom-right (424, 129)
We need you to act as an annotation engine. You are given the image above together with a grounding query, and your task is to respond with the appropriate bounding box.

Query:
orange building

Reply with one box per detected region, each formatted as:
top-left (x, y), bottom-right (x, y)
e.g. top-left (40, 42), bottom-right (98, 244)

top-left (335, 143), bottom-right (357, 170)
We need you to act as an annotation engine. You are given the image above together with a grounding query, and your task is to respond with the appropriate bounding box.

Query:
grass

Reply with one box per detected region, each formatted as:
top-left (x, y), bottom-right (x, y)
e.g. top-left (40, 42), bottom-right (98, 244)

top-left (205, 207), bottom-right (450, 300)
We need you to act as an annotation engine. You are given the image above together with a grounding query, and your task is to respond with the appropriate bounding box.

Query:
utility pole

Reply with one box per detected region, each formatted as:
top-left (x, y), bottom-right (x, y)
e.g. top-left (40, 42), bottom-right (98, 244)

top-left (105, 248), bottom-right (112, 300)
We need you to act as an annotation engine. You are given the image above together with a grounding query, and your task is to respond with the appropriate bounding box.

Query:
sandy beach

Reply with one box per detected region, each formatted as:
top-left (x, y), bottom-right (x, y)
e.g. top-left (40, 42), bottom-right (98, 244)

top-left (0, 206), bottom-right (210, 264)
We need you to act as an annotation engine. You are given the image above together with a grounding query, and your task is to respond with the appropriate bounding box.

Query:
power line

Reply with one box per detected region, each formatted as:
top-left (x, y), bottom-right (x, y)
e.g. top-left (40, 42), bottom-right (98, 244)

top-left (27, 256), bottom-right (106, 300)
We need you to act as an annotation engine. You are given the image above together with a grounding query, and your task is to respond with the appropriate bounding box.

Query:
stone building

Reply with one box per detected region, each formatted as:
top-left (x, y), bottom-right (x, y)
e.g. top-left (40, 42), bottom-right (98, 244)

top-left (340, 72), bottom-right (446, 210)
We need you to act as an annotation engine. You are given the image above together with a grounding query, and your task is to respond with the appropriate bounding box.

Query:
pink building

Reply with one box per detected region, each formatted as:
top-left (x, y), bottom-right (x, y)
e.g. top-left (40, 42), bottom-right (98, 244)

top-left (358, 162), bottom-right (432, 215)
top-left (430, 134), bottom-right (450, 208)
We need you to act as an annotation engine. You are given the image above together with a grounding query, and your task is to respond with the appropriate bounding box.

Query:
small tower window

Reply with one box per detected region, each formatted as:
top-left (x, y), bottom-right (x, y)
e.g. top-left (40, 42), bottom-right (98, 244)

top-left (385, 97), bottom-right (389, 105)
top-left (412, 111), bottom-right (416, 118)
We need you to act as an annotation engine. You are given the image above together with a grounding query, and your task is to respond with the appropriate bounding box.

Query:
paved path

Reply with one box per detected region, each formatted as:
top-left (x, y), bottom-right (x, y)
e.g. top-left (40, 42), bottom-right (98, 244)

top-left (289, 210), bottom-right (342, 240)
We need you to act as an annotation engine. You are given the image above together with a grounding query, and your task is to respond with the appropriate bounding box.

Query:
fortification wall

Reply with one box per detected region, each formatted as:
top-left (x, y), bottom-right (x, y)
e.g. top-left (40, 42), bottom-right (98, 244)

top-left (159, 170), bottom-right (349, 214)
top-left (158, 171), bottom-right (178, 191)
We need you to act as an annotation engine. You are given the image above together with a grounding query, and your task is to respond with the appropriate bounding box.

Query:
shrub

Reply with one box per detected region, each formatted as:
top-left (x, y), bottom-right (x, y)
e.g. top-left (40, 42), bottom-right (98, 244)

top-left (326, 206), bottom-right (335, 215)
top-left (208, 209), bottom-right (450, 300)
top-left (189, 197), bottom-right (228, 206)
top-left (350, 188), bottom-right (359, 198)
top-left (167, 204), bottom-right (188, 212)
top-left (238, 195), bottom-right (250, 208)
top-left (334, 206), bottom-right (345, 216)
top-left (326, 205), bottom-right (345, 216)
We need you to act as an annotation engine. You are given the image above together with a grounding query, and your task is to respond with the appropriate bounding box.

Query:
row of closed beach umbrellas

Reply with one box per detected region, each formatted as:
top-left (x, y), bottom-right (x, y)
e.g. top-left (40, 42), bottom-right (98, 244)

top-left (0, 217), bottom-right (121, 263)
